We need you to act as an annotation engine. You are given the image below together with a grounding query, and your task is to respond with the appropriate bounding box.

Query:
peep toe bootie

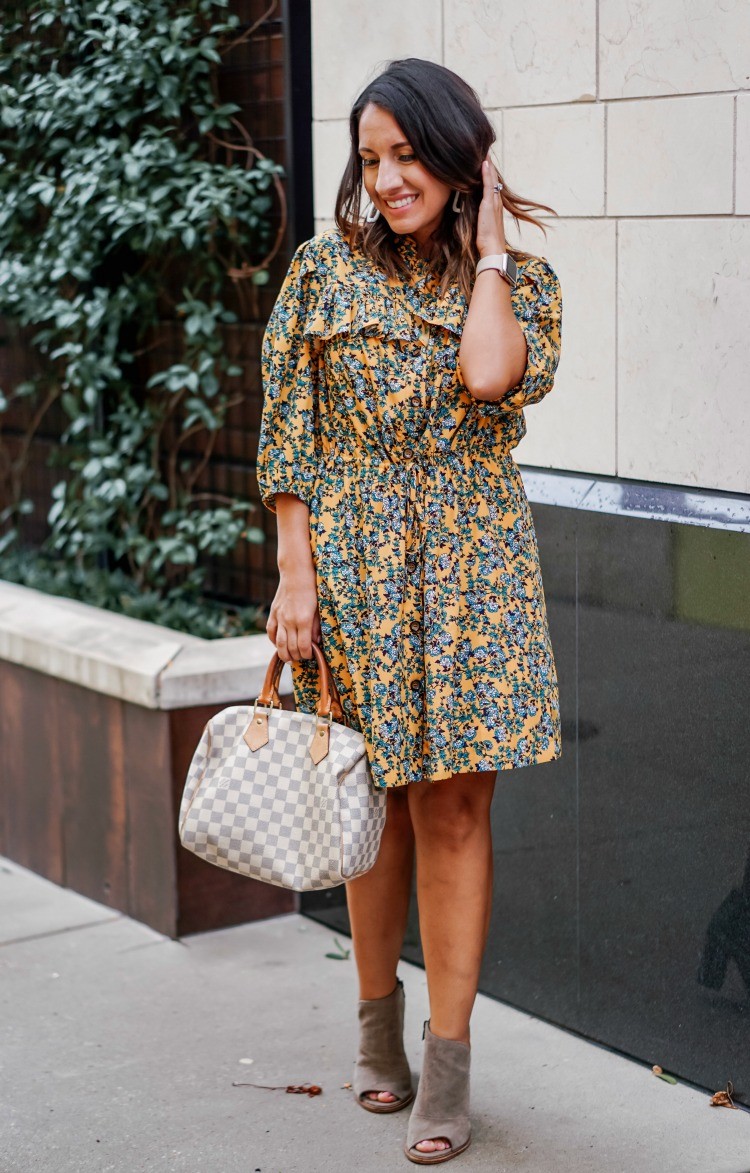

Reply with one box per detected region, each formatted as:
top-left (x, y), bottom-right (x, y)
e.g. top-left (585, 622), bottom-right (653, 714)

top-left (353, 977), bottom-right (415, 1113)
top-left (404, 1019), bottom-right (472, 1164)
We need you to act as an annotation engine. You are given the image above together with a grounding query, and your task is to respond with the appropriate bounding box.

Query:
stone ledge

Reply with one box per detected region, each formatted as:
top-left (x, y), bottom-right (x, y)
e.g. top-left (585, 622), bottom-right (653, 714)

top-left (0, 580), bottom-right (290, 710)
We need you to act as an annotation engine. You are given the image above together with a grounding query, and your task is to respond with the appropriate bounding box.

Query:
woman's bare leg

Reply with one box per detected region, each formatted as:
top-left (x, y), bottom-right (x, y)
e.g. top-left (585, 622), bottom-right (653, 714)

top-left (406, 769), bottom-right (496, 1154)
top-left (345, 786), bottom-right (415, 1103)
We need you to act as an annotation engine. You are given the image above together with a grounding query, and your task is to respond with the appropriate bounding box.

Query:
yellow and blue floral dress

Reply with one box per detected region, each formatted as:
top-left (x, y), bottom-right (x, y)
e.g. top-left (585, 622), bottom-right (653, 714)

top-left (255, 226), bottom-right (563, 789)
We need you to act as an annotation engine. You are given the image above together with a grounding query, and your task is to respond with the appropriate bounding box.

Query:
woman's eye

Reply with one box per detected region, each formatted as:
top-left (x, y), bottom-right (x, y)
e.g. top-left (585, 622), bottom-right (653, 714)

top-left (359, 154), bottom-right (416, 166)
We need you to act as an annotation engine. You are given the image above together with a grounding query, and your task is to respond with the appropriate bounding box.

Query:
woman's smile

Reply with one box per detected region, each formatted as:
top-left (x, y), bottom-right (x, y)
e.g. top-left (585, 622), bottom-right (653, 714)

top-left (384, 193), bottom-right (419, 213)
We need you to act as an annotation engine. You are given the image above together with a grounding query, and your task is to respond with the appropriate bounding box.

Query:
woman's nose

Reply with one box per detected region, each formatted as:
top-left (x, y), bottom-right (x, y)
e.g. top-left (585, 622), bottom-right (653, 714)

top-left (375, 161), bottom-right (404, 196)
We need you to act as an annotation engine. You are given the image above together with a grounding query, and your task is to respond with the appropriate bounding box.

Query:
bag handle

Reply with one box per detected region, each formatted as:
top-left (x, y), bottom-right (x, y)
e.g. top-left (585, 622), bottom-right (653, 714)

top-left (256, 641), bottom-right (346, 722)
top-left (244, 642), bottom-right (349, 763)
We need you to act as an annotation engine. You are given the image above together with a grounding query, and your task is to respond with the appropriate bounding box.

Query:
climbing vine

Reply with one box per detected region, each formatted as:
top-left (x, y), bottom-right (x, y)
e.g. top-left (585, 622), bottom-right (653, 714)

top-left (0, 0), bottom-right (285, 635)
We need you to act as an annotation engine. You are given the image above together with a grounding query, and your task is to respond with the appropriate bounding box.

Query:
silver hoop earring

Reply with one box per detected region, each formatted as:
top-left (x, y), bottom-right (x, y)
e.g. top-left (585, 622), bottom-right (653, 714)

top-left (452, 190), bottom-right (463, 213)
top-left (364, 202), bottom-right (380, 223)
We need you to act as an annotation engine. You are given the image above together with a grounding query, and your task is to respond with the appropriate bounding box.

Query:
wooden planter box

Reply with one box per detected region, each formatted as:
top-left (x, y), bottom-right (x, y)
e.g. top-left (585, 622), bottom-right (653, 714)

top-left (0, 581), bottom-right (297, 937)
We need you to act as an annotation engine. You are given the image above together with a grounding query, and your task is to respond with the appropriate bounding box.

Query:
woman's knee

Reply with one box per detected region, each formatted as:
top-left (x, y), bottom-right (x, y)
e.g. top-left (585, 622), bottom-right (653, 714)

top-left (407, 771), bottom-right (495, 844)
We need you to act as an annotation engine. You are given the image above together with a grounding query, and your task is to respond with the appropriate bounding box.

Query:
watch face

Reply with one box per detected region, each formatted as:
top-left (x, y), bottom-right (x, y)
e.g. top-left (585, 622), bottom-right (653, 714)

top-left (505, 255), bottom-right (518, 285)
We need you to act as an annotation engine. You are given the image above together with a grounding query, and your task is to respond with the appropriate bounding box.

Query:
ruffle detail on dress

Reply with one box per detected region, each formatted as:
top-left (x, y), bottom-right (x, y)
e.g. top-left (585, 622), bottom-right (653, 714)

top-left (301, 278), bottom-right (417, 343)
top-left (398, 281), bottom-right (468, 336)
top-left (301, 274), bottom-right (470, 342)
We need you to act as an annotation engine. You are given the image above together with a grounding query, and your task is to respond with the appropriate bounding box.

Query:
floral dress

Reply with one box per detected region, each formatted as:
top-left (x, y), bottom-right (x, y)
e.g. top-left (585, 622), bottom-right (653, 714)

top-left (255, 226), bottom-right (563, 790)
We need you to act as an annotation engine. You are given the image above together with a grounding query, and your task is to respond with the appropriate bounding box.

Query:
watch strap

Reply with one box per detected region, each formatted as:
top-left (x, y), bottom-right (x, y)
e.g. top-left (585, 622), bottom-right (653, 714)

top-left (476, 252), bottom-right (518, 289)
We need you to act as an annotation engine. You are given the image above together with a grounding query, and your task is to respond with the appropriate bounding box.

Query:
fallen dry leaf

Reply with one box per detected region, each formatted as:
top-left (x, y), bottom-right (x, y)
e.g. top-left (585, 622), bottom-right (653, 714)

top-left (709, 1081), bottom-right (738, 1109)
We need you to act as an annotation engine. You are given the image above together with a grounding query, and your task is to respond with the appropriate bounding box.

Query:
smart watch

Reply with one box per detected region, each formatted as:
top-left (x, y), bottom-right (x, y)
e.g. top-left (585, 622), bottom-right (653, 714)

top-left (475, 252), bottom-right (518, 289)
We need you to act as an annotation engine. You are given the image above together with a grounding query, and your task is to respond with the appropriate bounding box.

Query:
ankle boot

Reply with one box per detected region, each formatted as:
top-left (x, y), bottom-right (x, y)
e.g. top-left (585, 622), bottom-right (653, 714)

top-left (352, 977), bottom-right (415, 1113)
top-left (404, 1019), bottom-right (472, 1164)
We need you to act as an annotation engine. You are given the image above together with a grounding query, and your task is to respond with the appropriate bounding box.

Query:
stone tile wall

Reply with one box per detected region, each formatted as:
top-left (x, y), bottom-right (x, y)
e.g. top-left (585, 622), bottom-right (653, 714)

top-left (310, 0), bottom-right (749, 493)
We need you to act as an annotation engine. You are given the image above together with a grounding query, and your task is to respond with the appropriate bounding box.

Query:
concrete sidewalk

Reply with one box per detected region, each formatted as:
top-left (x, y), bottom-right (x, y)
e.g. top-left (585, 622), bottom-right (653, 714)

top-left (1, 857), bottom-right (748, 1173)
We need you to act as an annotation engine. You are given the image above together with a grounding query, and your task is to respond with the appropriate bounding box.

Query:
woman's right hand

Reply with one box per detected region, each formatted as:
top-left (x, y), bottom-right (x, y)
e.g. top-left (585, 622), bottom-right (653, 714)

top-left (266, 566), bottom-right (321, 662)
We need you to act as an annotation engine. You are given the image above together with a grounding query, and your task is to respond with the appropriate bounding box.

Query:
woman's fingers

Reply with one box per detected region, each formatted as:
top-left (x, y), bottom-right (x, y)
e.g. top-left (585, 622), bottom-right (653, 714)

top-left (486, 157), bottom-right (501, 209)
top-left (272, 617), bottom-right (314, 662)
top-left (267, 581), bottom-right (319, 662)
top-left (481, 153), bottom-right (507, 251)
top-left (478, 161), bottom-right (490, 226)
top-left (287, 624), bottom-right (305, 663)
top-left (275, 622), bottom-right (292, 662)
top-left (296, 626), bottom-right (314, 661)
top-left (481, 156), bottom-right (491, 196)
top-left (476, 159), bottom-right (504, 255)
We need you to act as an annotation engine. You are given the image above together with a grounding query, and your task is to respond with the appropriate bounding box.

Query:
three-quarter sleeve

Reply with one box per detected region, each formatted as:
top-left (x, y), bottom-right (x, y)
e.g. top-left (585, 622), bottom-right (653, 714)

top-left (493, 255), bottom-right (562, 414)
top-left (256, 239), bottom-right (321, 514)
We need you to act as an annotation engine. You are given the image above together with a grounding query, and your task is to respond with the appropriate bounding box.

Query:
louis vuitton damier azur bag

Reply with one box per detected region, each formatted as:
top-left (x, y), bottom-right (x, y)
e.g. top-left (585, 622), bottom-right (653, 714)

top-left (178, 642), bottom-right (386, 891)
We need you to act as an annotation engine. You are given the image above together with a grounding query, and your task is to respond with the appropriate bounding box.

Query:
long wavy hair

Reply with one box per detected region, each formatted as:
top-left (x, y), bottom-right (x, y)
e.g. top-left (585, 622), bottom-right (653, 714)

top-left (335, 58), bottom-right (558, 302)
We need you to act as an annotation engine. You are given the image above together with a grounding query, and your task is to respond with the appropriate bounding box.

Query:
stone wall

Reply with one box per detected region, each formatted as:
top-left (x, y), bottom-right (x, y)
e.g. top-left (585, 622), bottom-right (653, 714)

top-left (309, 0), bottom-right (750, 494)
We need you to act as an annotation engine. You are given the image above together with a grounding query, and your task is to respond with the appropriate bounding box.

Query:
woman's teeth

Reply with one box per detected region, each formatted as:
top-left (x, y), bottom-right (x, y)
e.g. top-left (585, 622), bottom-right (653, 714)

top-left (386, 195), bottom-right (418, 209)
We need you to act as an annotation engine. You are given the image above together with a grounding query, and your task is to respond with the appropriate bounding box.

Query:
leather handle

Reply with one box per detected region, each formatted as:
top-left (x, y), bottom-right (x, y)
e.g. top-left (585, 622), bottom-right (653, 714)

top-left (256, 641), bottom-right (346, 723)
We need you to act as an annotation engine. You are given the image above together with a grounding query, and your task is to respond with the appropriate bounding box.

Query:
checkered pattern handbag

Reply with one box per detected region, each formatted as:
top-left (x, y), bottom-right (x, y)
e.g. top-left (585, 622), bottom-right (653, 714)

top-left (178, 643), bottom-right (386, 891)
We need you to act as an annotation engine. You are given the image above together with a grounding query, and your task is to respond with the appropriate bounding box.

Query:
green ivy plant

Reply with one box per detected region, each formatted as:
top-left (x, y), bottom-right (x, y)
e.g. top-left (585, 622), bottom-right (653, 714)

top-left (0, 0), bottom-right (284, 636)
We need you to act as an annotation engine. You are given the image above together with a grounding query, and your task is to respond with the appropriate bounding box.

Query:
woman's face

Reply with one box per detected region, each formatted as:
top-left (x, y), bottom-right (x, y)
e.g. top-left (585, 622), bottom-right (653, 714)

top-left (357, 102), bottom-right (452, 249)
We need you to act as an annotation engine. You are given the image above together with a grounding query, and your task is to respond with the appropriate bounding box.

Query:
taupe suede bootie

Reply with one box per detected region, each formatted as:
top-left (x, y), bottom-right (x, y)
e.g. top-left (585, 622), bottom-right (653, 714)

top-left (352, 977), bottom-right (415, 1113)
top-left (404, 1019), bottom-right (472, 1164)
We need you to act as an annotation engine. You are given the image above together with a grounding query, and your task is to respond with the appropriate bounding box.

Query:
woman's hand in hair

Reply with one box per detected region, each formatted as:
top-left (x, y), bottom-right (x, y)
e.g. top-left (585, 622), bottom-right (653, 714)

top-left (459, 154), bottom-right (527, 401)
top-left (476, 154), bottom-right (508, 259)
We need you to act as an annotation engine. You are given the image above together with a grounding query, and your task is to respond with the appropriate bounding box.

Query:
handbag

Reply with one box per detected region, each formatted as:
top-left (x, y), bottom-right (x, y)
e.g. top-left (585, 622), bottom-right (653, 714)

top-left (177, 641), bottom-right (387, 891)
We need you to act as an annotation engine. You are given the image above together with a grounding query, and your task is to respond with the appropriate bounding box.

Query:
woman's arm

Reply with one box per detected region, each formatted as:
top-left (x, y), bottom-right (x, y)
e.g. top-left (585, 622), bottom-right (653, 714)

top-left (266, 492), bottom-right (321, 663)
top-left (255, 237), bottom-right (324, 662)
top-left (275, 492), bottom-right (315, 576)
top-left (458, 265), bottom-right (528, 401)
top-left (458, 153), bottom-right (530, 402)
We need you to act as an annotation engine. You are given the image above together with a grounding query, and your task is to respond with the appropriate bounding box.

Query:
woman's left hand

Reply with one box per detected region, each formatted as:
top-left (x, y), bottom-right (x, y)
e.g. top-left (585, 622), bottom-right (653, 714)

top-left (475, 153), bottom-right (508, 259)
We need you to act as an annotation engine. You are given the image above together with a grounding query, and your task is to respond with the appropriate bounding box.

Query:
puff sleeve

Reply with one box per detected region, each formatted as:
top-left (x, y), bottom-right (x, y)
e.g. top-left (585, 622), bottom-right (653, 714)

top-left (255, 239), bottom-right (321, 514)
top-left (493, 254), bottom-right (562, 413)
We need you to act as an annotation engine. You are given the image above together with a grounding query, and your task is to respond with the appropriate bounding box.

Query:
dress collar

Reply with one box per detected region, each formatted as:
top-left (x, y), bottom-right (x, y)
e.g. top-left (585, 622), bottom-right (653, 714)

top-left (392, 233), bottom-right (468, 335)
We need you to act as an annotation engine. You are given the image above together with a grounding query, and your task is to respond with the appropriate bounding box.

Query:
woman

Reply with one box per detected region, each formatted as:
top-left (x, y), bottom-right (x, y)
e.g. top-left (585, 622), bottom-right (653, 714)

top-left (256, 57), bottom-right (562, 1166)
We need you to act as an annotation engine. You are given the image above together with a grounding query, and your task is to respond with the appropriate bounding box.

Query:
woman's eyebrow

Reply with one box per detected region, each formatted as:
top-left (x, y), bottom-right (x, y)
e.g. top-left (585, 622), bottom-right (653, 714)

top-left (358, 141), bottom-right (412, 153)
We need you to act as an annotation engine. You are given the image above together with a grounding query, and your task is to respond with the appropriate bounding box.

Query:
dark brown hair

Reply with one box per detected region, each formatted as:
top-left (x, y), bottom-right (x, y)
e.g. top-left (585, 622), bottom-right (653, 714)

top-left (335, 58), bottom-right (558, 301)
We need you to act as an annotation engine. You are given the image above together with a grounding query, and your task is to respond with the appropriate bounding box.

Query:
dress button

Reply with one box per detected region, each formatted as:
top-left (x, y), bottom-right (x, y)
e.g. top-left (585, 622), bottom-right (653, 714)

top-left (402, 445), bottom-right (414, 459)
top-left (409, 619), bottom-right (422, 633)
